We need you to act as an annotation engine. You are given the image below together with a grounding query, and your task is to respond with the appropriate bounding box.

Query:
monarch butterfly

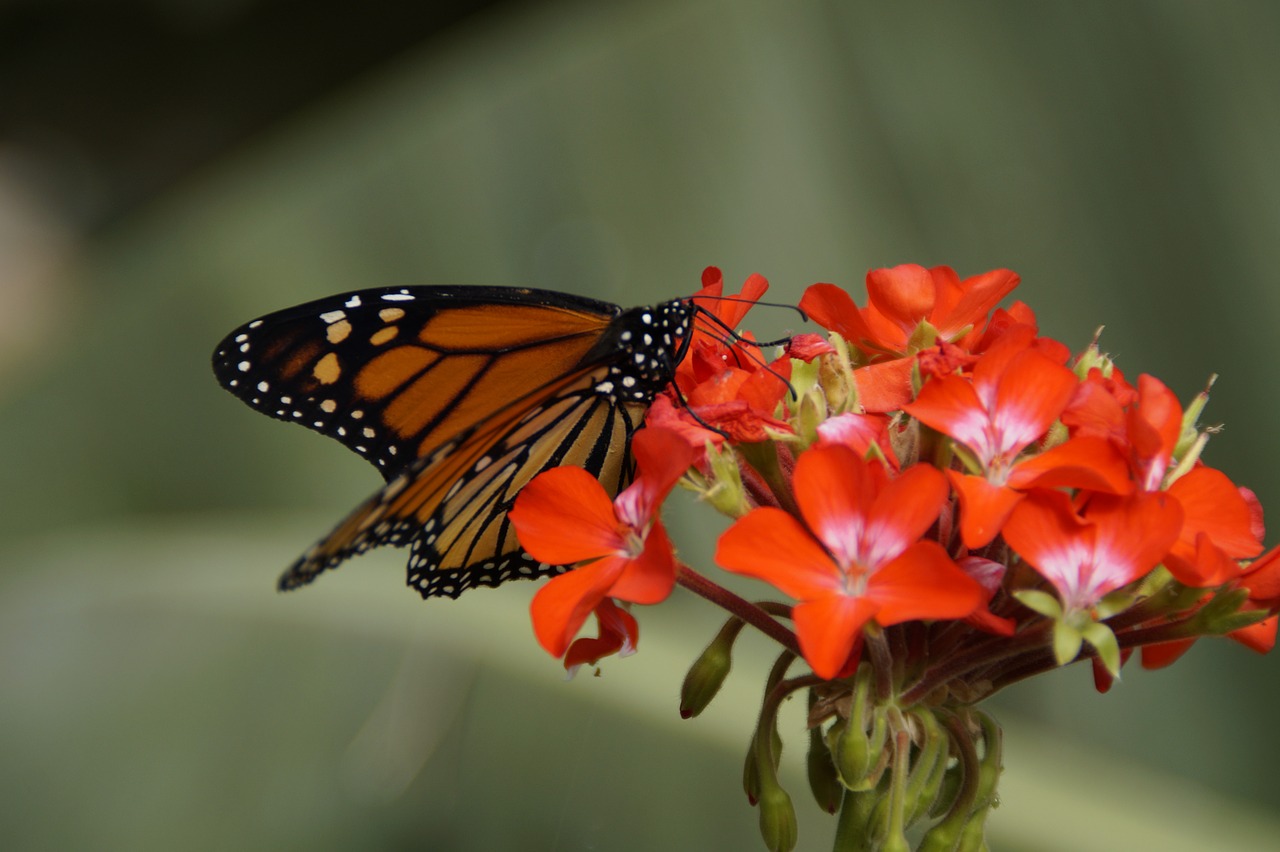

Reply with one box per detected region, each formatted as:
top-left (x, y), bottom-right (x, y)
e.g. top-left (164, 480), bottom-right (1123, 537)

top-left (212, 286), bottom-right (697, 599)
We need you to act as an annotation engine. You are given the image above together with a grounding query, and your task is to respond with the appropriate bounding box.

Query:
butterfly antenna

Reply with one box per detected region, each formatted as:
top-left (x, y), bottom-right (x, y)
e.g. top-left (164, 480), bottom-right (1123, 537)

top-left (690, 306), bottom-right (801, 402)
top-left (695, 294), bottom-right (810, 325)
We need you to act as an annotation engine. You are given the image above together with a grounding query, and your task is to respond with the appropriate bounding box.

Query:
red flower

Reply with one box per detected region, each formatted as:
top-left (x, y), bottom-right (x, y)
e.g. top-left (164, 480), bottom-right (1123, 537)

top-left (1002, 490), bottom-right (1183, 613)
top-left (715, 446), bottom-right (983, 679)
top-left (1066, 373), bottom-right (1262, 586)
top-left (800, 264), bottom-right (1020, 412)
top-left (904, 329), bottom-right (1131, 548)
top-left (681, 267), bottom-right (769, 389)
top-left (509, 428), bottom-right (696, 659)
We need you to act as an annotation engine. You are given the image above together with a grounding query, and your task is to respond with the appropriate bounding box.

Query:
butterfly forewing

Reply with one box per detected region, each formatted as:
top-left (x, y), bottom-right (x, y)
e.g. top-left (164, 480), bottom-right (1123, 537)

top-left (211, 286), bottom-right (623, 476)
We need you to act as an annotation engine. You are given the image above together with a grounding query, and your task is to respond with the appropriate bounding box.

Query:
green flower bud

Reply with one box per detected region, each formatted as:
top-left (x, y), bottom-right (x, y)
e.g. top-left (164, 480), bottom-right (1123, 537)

top-left (1072, 335), bottom-right (1116, 380)
top-left (973, 712), bottom-right (1003, 810)
top-left (928, 760), bottom-right (963, 819)
top-left (818, 333), bottom-right (859, 414)
top-left (680, 618), bottom-right (743, 718)
top-left (794, 387), bottom-right (827, 450)
top-left (702, 441), bottom-right (750, 518)
top-left (903, 711), bottom-right (948, 828)
top-left (806, 723), bottom-right (843, 814)
top-left (757, 784), bottom-right (798, 852)
top-left (743, 744), bottom-right (762, 806)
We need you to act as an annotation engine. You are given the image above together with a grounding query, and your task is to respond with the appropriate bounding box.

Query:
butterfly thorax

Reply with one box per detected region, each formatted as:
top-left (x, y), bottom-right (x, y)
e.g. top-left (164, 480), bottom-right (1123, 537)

top-left (587, 299), bottom-right (695, 404)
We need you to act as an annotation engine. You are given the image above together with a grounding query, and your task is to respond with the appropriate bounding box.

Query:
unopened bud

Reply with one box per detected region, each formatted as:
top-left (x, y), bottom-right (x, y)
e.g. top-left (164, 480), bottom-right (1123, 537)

top-left (806, 724), bottom-right (842, 814)
top-left (704, 441), bottom-right (749, 518)
top-left (680, 618), bottom-right (743, 718)
top-left (757, 784), bottom-right (798, 852)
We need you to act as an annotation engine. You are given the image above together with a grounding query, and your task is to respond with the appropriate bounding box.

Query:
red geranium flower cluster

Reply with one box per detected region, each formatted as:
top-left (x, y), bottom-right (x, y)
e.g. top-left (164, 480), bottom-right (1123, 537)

top-left (509, 264), bottom-right (1280, 852)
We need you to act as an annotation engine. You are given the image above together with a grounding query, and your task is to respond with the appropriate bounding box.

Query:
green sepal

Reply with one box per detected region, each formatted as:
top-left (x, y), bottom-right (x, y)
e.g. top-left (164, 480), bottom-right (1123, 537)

top-left (908, 318), bottom-right (942, 353)
top-left (1081, 621), bottom-right (1121, 677)
top-left (1093, 589), bottom-right (1134, 620)
top-left (1193, 588), bottom-right (1268, 635)
top-left (1012, 589), bottom-right (1062, 619)
top-left (1052, 619), bottom-right (1084, 666)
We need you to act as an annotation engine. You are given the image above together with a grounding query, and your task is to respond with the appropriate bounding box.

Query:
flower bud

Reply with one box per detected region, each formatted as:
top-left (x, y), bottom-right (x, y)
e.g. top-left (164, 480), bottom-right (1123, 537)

top-left (680, 618), bottom-right (743, 718)
top-left (817, 334), bottom-right (859, 414)
top-left (903, 711), bottom-right (947, 827)
top-left (1072, 337), bottom-right (1117, 380)
top-left (834, 709), bottom-right (887, 791)
top-left (757, 784), bottom-right (798, 852)
top-left (806, 723), bottom-right (842, 814)
top-left (702, 441), bottom-right (750, 518)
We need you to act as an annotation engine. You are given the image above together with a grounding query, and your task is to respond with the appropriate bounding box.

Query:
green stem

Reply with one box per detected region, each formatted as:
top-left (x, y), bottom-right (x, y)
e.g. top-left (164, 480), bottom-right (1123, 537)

top-left (833, 788), bottom-right (879, 852)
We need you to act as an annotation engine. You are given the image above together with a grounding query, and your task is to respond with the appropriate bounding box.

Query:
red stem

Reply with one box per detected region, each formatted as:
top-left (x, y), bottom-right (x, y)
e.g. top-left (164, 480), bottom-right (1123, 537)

top-left (676, 563), bottom-right (801, 656)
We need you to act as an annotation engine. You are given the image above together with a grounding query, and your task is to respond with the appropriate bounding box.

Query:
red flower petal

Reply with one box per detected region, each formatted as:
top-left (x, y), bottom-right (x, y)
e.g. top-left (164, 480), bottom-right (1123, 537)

top-left (853, 358), bottom-right (916, 413)
top-left (608, 521), bottom-right (678, 605)
top-left (903, 374), bottom-right (990, 452)
top-left (563, 599), bottom-right (639, 673)
top-left (1238, 545), bottom-right (1280, 608)
top-left (987, 348), bottom-right (1077, 454)
top-left (1007, 435), bottom-right (1134, 495)
top-left (1127, 375), bottom-right (1182, 487)
top-left (799, 283), bottom-right (877, 349)
top-left (1168, 467), bottom-right (1263, 559)
top-left (863, 464), bottom-right (949, 565)
top-left (787, 333), bottom-right (835, 361)
top-left (1140, 639), bottom-right (1195, 670)
top-left (866, 264), bottom-right (935, 340)
top-left (1001, 489), bottom-right (1093, 597)
top-left (1230, 615), bottom-right (1278, 654)
top-left (865, 540), bottom-right (984, 625)
top-left (948, 471), bottom-right (1026, 549)
top-left (816, 412), bottom-right (898, 468)
top-left (791, 445), bottom-right (882, 566)
top-left (509, 466), bottom-right (624, 564)
top-left (530, 557), bottom-right (628, 657)
top-left (938, 268), bottom-right (1020, 337)
top-left (793, 595), bottom-right (880, 680)
top-left (616, 428), bottom-right (697, 525)
top-left (716, 507), bottom-right (843, 600)
top-left (644, 394), bottom-right (723, 449)
top-left (1088, 493), bottom-right (1184, 596)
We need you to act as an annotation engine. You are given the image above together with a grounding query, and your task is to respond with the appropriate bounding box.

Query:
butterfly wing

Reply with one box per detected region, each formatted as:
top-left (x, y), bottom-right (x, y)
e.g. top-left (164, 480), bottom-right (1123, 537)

top-left (211, 286), bottom-right (625, 476)
top-left (280, 364), bottom-right (644, 597)
top-left (214, 287), bottom-right (695, 598)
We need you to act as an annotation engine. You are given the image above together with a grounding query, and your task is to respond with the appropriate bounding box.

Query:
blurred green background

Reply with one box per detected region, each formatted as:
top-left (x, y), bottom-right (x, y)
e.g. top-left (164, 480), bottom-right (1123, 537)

top-left (4, 1), bottom-right (1280, 850)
